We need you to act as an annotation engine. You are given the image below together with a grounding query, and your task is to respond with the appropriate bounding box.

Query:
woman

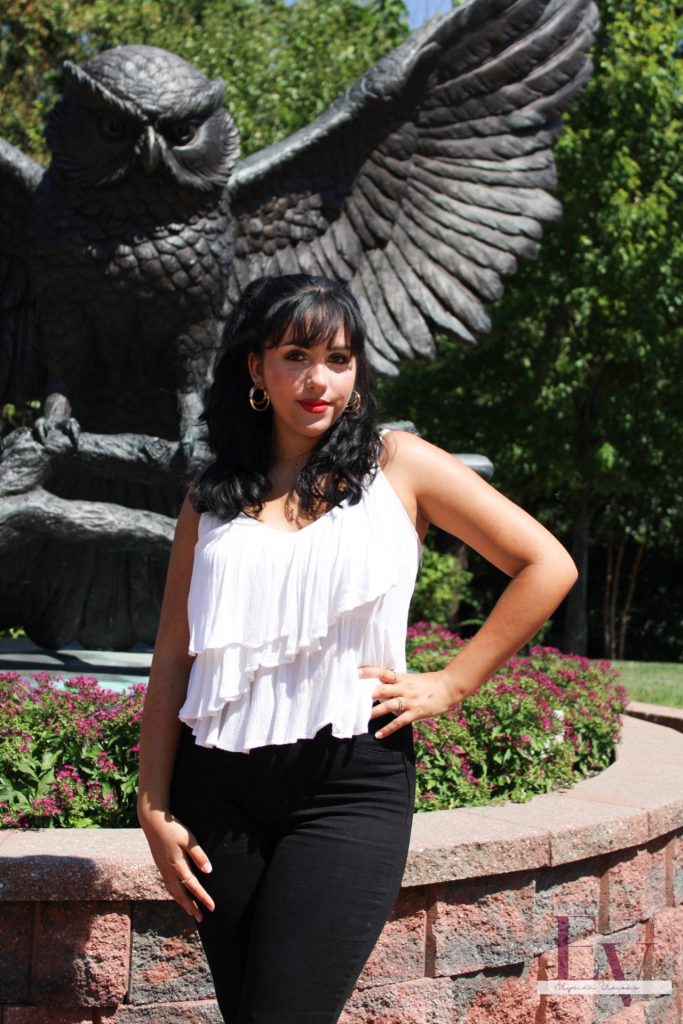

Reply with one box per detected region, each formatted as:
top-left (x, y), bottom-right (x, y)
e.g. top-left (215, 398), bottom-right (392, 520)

top-left (137, 273), bottom-right (577, 1023)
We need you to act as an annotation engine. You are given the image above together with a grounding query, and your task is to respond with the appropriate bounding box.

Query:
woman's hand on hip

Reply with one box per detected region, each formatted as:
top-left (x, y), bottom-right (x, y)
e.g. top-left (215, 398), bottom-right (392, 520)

top-left (359, 665), bottom-right (462, 739)
top-left (139, 809), bottom-right (214, 922)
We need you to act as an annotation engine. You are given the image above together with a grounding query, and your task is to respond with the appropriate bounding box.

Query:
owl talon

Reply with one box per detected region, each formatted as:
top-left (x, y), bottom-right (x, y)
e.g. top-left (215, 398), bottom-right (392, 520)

top-left (33, 417), bottom-right (49, 446)
top-left (171, 438), bottom-right (196, 473)
top-left (65, 417), bottom-right (81, 447)
top-left (32, 416), bottom-right (82, 448)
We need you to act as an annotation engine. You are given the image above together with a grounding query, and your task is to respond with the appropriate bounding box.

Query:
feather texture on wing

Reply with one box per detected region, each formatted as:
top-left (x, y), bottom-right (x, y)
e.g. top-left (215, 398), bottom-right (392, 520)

top-left (228, 0), bottom-right (599, 371)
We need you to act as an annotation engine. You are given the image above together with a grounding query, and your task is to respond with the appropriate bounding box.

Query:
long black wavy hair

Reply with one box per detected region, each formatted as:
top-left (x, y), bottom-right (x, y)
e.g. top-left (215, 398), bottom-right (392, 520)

top-left (191, 274), bottom-right (383, 522)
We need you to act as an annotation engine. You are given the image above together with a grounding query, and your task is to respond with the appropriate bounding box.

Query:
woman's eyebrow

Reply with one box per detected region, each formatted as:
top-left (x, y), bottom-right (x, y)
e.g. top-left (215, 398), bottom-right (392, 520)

top-left (279, 337), bottom-right (313, 348)
top-left (279, 337), bottom-right (351, 351)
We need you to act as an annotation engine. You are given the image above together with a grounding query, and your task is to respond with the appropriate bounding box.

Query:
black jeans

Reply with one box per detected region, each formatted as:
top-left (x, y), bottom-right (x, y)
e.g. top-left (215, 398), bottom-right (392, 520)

top-left (169, 713), bottom-right (415, 1024)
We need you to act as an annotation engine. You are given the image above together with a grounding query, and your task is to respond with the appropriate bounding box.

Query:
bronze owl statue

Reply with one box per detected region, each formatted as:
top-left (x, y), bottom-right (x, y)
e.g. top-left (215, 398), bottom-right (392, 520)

top-left (0, 0), bottom-right (598, 648)
top-left (1, 46), bottom-right (238, 447)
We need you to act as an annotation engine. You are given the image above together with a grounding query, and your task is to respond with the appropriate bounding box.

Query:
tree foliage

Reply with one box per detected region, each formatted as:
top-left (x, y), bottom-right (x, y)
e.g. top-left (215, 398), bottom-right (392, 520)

top-left (379, 0), bottom-right (683, 659)
top-left (0, 0), bottom-right (409, 162)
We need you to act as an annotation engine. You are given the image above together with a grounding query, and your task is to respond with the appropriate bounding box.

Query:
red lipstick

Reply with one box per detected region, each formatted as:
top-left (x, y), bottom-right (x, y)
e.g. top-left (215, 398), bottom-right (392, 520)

top-left (299, 400), bottom-right (331, 413)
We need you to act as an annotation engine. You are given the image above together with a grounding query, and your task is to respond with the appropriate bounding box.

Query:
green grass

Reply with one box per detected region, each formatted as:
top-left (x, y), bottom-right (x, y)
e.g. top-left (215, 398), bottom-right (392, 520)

top-left (612, 661), bottom-right (683, 709)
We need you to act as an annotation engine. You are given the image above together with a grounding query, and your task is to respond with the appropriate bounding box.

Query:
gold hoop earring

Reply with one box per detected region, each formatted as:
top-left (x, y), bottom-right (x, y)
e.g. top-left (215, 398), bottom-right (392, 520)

top-left (249, 384), bottom-right (270, 412)
top-left (346, 390), bottom-right (361, 414)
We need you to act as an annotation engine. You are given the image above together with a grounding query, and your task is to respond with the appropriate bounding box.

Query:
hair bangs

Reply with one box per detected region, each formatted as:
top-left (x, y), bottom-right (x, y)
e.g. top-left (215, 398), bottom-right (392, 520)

top-left (265, 288), bottom-right (364, 354)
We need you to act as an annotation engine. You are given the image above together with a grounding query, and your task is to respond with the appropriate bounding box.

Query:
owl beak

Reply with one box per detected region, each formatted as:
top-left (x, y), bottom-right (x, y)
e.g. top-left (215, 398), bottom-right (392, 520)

top-left (140, 126), bottom-right (161, 174)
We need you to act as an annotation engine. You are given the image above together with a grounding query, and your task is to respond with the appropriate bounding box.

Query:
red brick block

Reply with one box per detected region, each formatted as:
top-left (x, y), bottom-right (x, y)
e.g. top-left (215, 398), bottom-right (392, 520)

top-left (647, 907), bottom-right (683, 1004)
top-left (31, 902), bottom-right (130, 1006)
top-left (644, 995), bottom-right (681, 1024)
top-left (534, 858), bottom-right (602, 955)
top-left (596, 1004), bottom-right (646, 1024)
top-left (97, 1000), bottom-right (221, 1023)
top-left (129, 901), bottom-right (213, 1004)
top-left (429, 873), bottom-right (535, 975)
top-left (457, 960), bottom-right (541, 1024)
top-left (0, 902), bottom-right (33, 1002)
top-left (357, 887), bottom-right (426, 989)
top-left (672, 831), bottom-right (683, 907)
top-left (2, 1009), bottom-right (93, 1023)
top-left (593, 923), bottom-right (650, 1023)
top-left (541, 923), bottom-right (661, 1024)
top-left (547, 924), bottom-right (647, 977)
top-left (541, 989), bottom-right (595, 1023)
top-left (340, 978), bottom-right (454, 1024)
top-left (602, 844), bottom-right (668, 932)
top-left (540, 935), bottom-right (597, 1024)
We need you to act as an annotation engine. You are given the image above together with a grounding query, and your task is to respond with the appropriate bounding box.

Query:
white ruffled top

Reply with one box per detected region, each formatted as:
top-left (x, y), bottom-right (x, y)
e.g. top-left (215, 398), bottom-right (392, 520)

top-left (178, 468), bottom-right (422, 752)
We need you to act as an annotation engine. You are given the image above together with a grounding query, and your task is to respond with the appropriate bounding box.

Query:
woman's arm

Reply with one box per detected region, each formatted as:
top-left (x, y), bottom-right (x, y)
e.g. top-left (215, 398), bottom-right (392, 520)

top-left (137, 490), bottom-right (215, 921)
top-left (363, 430), bottom-right (578, 738)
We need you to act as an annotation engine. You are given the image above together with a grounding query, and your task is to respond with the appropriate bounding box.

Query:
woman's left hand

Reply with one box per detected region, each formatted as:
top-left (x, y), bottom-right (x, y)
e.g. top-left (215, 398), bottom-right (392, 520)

top-left (359, 665), bottom-right (462, 739)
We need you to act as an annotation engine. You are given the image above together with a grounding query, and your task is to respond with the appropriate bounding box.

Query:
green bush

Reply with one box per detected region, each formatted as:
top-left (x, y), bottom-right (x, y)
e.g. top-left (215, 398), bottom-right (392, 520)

top-left (408, 545), bottom-right (478, 628)
top-left (0, 627), bottom-right (628, 826)
top-left (407, 623), bottom-right (629, 810)
top-left (0, 673), bottom-right (143, 828)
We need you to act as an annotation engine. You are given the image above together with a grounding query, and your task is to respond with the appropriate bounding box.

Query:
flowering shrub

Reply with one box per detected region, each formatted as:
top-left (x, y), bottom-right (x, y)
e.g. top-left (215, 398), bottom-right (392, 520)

top-left (0, 672), bottom-right (144, 828)
top-left (0, 627), bottom-right (628, 826)
top-left (408, 544), bottom-right (478, 627)
top-left (407, 623), bottom-right (629, 810)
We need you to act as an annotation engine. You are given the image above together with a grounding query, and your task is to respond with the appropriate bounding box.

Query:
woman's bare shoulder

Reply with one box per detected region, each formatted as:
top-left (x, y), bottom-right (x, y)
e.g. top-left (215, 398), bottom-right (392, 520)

top-left (380, 429), bottom-right (460, 477)
top-left (379, 430), bottom-right (443, 541)
top-left (381, 427), bottom-right (424, 459)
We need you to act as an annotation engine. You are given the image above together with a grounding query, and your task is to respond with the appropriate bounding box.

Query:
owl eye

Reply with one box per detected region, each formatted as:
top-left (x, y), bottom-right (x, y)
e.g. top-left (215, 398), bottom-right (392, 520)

top-left (165, 121), bottom-right (200, 147)
top-left (96, 113), bottom-right (130, 142)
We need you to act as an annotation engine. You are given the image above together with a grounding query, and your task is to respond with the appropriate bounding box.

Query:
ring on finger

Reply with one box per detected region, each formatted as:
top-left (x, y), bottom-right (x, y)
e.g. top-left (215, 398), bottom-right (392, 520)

top-left (392, 696), bottom-right (405, 716)
top-left (180, 875), bottom-right (193, 886)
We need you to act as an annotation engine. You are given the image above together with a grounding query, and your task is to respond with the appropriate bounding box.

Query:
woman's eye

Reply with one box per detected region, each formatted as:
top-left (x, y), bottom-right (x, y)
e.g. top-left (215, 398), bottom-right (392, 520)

top-left (329, 354), bottom-right (351, 365)
top-left (284, 351), bottom-right (307, 361)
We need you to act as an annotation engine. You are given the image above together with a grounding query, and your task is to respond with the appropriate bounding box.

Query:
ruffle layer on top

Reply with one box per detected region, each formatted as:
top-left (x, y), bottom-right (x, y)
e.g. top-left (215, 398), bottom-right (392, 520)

top-left (183, 615), bottom-right (395, 751)
top-left (178, 470), bottom-right (422, 751)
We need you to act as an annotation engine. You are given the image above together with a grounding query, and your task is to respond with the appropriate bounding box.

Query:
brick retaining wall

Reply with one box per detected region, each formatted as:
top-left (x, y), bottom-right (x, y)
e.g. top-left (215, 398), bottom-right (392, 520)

top-left (1, 714), bottom-right (682, 1024)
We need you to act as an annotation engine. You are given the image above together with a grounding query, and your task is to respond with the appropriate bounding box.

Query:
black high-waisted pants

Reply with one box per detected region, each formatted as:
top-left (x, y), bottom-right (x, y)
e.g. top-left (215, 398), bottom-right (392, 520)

top-left (169, 713), bottom-right (415, 1024)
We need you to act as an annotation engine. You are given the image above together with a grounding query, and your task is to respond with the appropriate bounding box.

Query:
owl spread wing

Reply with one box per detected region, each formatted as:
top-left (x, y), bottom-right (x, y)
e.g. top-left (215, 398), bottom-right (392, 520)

top-left (0, 138), bottom-right (45, 404)
top-left (228, 0), bottom-right (599, 373)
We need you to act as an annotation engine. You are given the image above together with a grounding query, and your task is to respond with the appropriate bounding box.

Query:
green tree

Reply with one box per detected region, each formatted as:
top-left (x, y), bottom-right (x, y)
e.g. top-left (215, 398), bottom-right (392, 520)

top-left (0, 0), bottom-right (409, 162)
top-left (379, 0), bottom-right (683, 658)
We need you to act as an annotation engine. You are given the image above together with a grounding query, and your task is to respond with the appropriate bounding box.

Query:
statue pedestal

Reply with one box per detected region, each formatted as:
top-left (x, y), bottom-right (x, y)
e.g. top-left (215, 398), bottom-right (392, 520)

top-left (0, 636), bottom-right (151, 689)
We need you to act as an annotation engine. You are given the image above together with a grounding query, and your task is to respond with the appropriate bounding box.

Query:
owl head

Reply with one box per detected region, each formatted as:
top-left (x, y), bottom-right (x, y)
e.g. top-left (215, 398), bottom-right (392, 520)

top-left (45, 45), bottom-right (239, 191)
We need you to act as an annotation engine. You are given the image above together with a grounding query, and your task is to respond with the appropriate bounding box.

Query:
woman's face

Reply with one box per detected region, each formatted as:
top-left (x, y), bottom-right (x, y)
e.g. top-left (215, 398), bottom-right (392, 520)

top-left (248, 323), bottom-right (357, 454)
